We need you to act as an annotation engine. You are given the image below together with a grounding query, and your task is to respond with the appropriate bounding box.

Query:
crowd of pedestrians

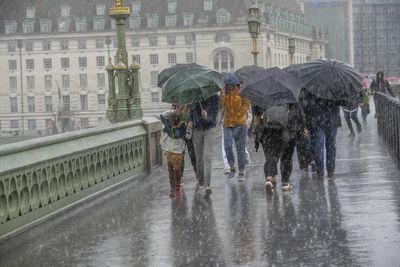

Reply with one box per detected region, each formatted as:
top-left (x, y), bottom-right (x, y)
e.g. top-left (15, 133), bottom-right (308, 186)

top-left (159, 70), bottom-right (395, 199)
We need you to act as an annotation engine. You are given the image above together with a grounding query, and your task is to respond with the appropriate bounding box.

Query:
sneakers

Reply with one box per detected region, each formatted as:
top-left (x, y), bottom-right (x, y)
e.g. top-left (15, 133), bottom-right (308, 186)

top-left (175, 188), bottom-right (183, 197)
top-left (265, 181), bottom-right (274, 194)
top-left (224, 168), bottom-right (230, 174)
top-left (357, 127), bottom-right (363, 134)
top-left (204, 187), bottom-right (212, 198)
top-left (282, 183), bottom-right (293, 192)
top-left (228, 168), bottom-right (236, 179)
top-left (238, 171), bottom-right (245, 182)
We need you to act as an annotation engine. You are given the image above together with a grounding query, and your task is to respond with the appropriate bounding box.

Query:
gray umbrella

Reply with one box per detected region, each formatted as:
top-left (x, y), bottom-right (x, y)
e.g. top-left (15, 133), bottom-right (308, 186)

top-left (284, 59), bottom-right (362, 100)
top-left (234, 65), bottom-right (264, 83)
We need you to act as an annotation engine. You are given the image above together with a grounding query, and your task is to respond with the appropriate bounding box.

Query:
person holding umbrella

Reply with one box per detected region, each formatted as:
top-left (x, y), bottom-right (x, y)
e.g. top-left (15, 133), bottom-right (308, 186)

top-left (220, 73), bottom-right (251, 180)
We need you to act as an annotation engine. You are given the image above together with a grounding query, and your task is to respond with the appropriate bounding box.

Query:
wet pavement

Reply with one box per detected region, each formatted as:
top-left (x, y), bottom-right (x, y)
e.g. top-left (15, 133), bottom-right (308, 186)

top-left (1, 112), bottom-right (400, 267)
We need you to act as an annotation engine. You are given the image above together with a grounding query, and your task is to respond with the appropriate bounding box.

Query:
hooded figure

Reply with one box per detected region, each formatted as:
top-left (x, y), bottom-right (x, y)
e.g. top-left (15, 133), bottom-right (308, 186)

top-left (370, 71), bottom-right (395, 97)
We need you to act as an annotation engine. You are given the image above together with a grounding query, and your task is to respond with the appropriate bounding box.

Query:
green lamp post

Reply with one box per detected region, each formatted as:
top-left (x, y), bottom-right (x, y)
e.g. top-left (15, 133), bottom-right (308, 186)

top-left (248, 2), bottom-right (261, 66)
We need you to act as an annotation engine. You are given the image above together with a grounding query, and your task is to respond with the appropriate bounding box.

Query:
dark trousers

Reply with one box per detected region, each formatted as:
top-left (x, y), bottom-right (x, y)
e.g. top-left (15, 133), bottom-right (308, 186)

top-left (260, 129), bottom-right (297, 183)
top-left (296, 135), bottom-right (312, 170)
top-left (181, 138), bottom-right (197, 177)
top-left (343, 109), bottom-right (362, 134)
top-left (311, 127), bottom-right (337, 175)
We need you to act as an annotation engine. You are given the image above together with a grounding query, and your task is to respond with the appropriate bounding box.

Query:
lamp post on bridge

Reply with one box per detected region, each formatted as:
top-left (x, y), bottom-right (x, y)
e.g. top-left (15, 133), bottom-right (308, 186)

top-left (106, 0), bottom-right (142, 122)
top-left (248, 2), bottom-right (261, 66)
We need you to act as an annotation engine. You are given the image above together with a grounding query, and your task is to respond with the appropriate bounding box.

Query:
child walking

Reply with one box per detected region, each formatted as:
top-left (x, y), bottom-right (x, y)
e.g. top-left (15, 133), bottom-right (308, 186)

top-left (160, 108), bottom-right (189, 198)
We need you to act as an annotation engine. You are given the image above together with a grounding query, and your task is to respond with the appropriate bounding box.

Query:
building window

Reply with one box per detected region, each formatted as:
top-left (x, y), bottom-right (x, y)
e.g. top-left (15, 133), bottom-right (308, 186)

top-left (8, 42), bottom-right (16, 52)
top-left (186, 52), bottom-right (193, 63)
top-left (28, 119), bottom-right (37, 130)
top-left (165, 15), bottom-right (177, 27)
top-left (27, 76), bottom-right (35, 89)
top-left (167, 35), bottom-right (176, 46)
top-left (26, 7), bottom-right (36, 18)
top-left (151, 71), bottom-right (158, 86)
top-left (214, 50), bottom-right (234, 73)
top-left (43, 41), bottom-right (51, 51)
top-left (96, 56), bottom-right (105, 67)
top-left (45, 75), bottom-right (52, 89)
top-left (80, 74), bottom-right (88, 88)
top-left (98, 94), bottom-right (106, 110)
top-left (149, 36), bottom-right (158, 46)
top-left (28, 96), bottom-right (35, 112)
top-left (43, 58), bottom-right (52, 69)
top-left (23, 20), bottom-right (35, 33)
top-left (79, 57), bottom-right (87, 68)
top-left (61, 58), bottom-right (69, 69)
top-left (168, 1), bottom-right (177, 13)
top-left (58, 18), bottom-right (70, 32)
top-left (204, 0), bottom-right (213, 11)
top-left (150, 54), bottom-right (159, 65)
top-left (95, 39), bottom-right (105, 48)
top-left (216, 9), bottom-right (231, 24)
top-left (10, 97), bottom-right (18, 113)
top-left (62, 95), bottom-right (70, 111)
top-left (80, 118), bottom-right (89, 128)
top-left (215, 33), bottom-right (230, 42)
top-left (129, 16), bottom-right (141, 29)
top-left (62, 74), bottom-right (70, 88)
top-left (132, 55), bottom-right (141, 64)
top-left (93, 17), bottom-right (105, 31)
top-left (61, 5), bottom-right (71, 17)
top-left (10, 120), bottom-right (19, 129)
top-left (25, 42), bottom-right (33, 51)
top-left (80, 95), bottom-right (88, 111)
top-left (75, 18), bottom-right (87, 32)
top-left (26, 59), bottom-right (34, 70)
top-left (131, 37), bottom-right (140, 47)
top-left (151, 92), bottom-right (160, 102)
top-left (168, 53), bottom-right (177, 64)
top-left (96, 4), bottom-right (106, 16)
top-left (9, 60), bottom-right (17, 71)
top-left (78, 39), bottom-right (86, 49)
top-left (147, 14), bottom-right (159, 28)
top-left (97, 73), bottom-right (105, 87)
top-left (45, 119), bottom-right (53, 130)
top-left (45, 96), bottom-right (53, 112)
top-left (40, 19), bottom-right (51, 33)
top-left (132, 1), bottom-right (141, 14)
top-left (185, 34), bottom-right (194, 45)
top-left (9, 77), bottom-right (17, 90)
top-left (183, 13), bottom-right (194, 27)
top-left (5, 21), bottom-right (17, 34)
top-left (60, 40), bottom-right (69, 50)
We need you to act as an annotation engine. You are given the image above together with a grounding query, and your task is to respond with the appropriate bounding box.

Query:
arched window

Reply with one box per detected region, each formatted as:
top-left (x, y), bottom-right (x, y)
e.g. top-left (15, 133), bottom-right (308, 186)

top-left (214, 50), bottom-right (234, 73)
top-left (216, 8), bottom-right (231, 24)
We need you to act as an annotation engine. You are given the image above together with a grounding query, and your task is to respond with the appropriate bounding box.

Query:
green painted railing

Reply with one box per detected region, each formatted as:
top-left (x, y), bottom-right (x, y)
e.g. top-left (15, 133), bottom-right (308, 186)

top-left (0, 118), bottom-right (162, 239)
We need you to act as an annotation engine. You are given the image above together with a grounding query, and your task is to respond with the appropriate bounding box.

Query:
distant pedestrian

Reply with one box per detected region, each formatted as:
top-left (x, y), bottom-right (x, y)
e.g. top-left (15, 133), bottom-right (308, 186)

top-left (360, 86), bottom-right (371, 123)
top-left (370, 71), bottom-right (395, 118)
top-left (253, 102), bottom-right (306, 194)
top-left (160, 108), bottom-right (188, 198)
top-left (220, 73), bottom-right (251, 181)
top-left (188, 93), bottom-right (220, 198)
top-left (343, 88), bottom-right (363, 137)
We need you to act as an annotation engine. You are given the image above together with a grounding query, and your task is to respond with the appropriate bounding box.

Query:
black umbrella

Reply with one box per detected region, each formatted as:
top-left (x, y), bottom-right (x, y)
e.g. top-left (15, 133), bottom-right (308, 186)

top-left (157, 63), bottom-right (203, 88)
top-left (234, 65), bottom-right (264, 83)
top-left (285, 59), bottom-right (362, 100)
top-left (239, 73), bottom-right (299, 110)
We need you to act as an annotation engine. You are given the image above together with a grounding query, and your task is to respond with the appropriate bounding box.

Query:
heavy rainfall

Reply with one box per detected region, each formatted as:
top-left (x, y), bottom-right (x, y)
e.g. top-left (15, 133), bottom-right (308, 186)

top-left (0, 0), bottom-right (400, 266)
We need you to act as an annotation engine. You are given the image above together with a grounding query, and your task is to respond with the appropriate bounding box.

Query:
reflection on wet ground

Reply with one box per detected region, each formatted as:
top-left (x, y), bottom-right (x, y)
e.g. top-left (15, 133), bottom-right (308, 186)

top-left (1, 114), bottom-right (400, 267)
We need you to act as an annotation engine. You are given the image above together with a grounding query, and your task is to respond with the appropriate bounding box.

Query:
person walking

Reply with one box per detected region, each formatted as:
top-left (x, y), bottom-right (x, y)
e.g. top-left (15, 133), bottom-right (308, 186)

top-left (370, 71), bottom-right (395, 118)
top-left (220, 73), bottom-right (251, 181)
top-left (360, 85), bottom-right (371, 123)
top-left (160, 109), bottom-right (188, 198)
top-left (343, 89), bottom-right (363, 137)
top-left (253, 103), bottom-right (306, 194)
top-left (188, 93), bottom-right (220, 198)
top-left (300, 89), bottom-right (342, 178)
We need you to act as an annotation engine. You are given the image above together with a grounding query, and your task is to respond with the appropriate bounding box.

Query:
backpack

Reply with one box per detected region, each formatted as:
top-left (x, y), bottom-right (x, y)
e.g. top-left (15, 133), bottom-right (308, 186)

top-left (262, 104), bottom-right (289, 129)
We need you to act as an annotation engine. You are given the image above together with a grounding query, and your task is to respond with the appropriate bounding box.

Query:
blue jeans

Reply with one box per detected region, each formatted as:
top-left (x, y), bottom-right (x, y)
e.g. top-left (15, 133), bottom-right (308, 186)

top-left (311, 127), bottom-right (337, 175)
top-left (223, 125), bottom-right (247, 171)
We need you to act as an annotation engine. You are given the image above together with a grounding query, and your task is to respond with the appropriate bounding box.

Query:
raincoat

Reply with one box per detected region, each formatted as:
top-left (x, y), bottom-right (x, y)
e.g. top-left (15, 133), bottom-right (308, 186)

top-left (220, 88), bottom-right (251, 128)
top-left (160, 111), bottom-right (187, 154)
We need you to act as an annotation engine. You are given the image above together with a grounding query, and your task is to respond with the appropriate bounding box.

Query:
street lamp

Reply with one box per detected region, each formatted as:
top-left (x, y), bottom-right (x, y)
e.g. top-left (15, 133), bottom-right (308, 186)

top-left (106, 36), bottom-right (112, 63)
top-left (17, 40), bottom-right (24, 137)
top-left (248, 2), bottom-right (261, 66)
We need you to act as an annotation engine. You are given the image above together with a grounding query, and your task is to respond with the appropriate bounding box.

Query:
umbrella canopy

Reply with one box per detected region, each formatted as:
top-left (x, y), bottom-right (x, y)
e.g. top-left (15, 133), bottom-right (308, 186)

top-left (162, 68), bottom-right (223, 105)
top-left (239, 74), bottom-right (298, 110)
top-left (285, 59), bottom-right (362, 100)
top-left (157, 63), bottom-right (203, 88)
top-left (234, 65), bottom-right (264, 83)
